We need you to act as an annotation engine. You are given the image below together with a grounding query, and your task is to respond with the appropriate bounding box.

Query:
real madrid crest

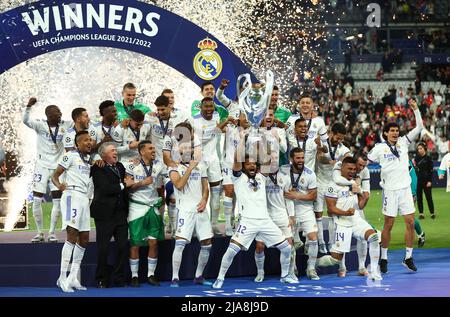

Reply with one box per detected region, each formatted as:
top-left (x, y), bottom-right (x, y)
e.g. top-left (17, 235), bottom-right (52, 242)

top-left (193, 37), bottom-right (223, 81)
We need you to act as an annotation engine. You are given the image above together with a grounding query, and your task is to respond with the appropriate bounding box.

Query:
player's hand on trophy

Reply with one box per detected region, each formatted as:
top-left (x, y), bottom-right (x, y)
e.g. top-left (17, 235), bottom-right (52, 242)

top-left (129, 140), bottom-right (140, 150)
top-left (197, 199), bottom-right (207, 212)
top-left (227, 116), bottom-right (238, 126)
top-left (347, 208), bottom-right (355, 216)
top-left (27, 97), bottom-right (37, 107)
top-left (408, 98), bottom-right (418, 110)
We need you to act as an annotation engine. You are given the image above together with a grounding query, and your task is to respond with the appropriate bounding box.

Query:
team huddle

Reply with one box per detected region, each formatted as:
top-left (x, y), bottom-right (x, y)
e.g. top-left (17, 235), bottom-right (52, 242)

top-left (23, 79), bottom-right (425, 292)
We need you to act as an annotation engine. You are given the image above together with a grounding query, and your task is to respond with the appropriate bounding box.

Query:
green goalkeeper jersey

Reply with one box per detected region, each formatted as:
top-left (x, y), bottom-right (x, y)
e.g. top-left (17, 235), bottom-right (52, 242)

top-left (274, 105), bottom-right (292, 123)
top-left (115, 100), bottom-right (152, 122)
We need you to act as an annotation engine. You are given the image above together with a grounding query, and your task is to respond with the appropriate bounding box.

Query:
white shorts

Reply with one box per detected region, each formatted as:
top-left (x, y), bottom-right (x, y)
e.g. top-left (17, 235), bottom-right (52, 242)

top-left (33, 162), bottom-right (58, 193)
top-left (382, 187), bottom-right (415, 217)
top-left (256, 215), bottom-right (292, 241)
top-left (296, 211), bottom-right (318, 235)
top-left (233, 217), bottom-right (285, 251)
top-left (176, 208), bottom-right (213, 243)
top-left (61, 190), bottom-right (91, 232)
top-left (222, 166), bottom-right (233, 186)
top-left (331, 218), bottom-right (373, 253)
top-left (314, 186), bottom-right (327, 213)
top-left (204, 159), bottom-right (223, 183)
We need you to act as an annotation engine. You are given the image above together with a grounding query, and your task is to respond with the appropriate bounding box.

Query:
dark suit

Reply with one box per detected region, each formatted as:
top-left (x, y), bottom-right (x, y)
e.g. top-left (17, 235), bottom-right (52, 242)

top-left (90, 162), bottom-right (129, 286)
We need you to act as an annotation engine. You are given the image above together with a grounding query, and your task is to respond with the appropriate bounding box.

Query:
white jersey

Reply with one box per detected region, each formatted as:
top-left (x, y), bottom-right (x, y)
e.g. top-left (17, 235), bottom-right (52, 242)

top-left (438, 153), bottom-right (450, 192)
top-left (333, 162), bottom-right (371, 193)
top-left (112, 123), bottom-right (152, 163)
top-left (316, 142), bottom-right (350, 188)
top-left (192, 112), bottom-right (221, 162)
top-left (58, 151), bottom-right (91, 194)
top-left (162, 135), bottom-right (202, 164)
top-left (125, 160), bottom-right (166, 204)
top-left (91, 121), bottom-right (115, 143)
top-left (265, 170), bottom-right (295, 219)
top-left (169, 163), bottom-right (207, 211)
top-left (263, 127), bottom-right (287, 157)
top-left (63, 126), bottom-right (97, 150)
top-left (325, 181), bottom-right (363, 227)
top-left (232, 171), bottom-right (270, 219)
top-left (281, 165), bottom-right (317, 215)
top-left (287, 134), bottom-right (318, 171)
top-left (367, 137), bottom-right (411, 190)
top-left (22, 108), bottom-right (72, 169)
top-left (145, 110), bottom-right (191, 161)
top-left (286, 115), bottom-right (328, 142)
top-left (217, 93), bottom-right (242, 166)
top-left (367, 108), bottom-right (423, 190)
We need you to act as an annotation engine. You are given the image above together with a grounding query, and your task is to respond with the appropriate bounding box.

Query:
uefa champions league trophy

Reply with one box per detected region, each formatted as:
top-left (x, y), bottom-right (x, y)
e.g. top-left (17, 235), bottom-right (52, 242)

top-left (237, 70), bottom-right (274, 157)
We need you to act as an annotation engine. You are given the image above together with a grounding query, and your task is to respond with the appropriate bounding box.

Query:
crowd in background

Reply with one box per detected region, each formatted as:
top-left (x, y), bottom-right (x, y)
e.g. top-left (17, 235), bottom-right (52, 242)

top-left (285, 67), bottom-right (449, 160)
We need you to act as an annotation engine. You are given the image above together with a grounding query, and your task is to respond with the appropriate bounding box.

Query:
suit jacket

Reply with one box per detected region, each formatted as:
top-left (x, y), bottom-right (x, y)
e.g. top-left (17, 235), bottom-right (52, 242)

top-left (90, 162), bottom-right (129, 221)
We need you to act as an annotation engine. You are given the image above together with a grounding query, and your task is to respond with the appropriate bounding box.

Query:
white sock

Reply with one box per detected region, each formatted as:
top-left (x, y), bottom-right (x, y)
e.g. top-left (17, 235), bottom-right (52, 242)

top-left (276, 240), bottom-right (292, 277)
top-left (168, 201), bottom-right (177, 231)
top-left (49, 199), bottom-right (61, 234)
top-left (217, 243), bottom-right (240, 280)
top-left (405, 247), bottom-right (413, 260)
top-left (307, 240), bottom-right (318, 270)
top-left (147, 257), bottom-right (157, 277)
top-left (317, 255), bottom-right (341, 267)
top-left (357, 239), bottom-right (368, 270)
top-left (254, 251), bottom-right (265, 274)
top-left (289, 247), bottom-right (297, 274)
top-left (368, 233), bottom-right (380, 272)
top-left (328, 218), bottom-right (335, 245)
top-left (32, 197), bottom-right (43, 233)
top-left (339, 253), bottom-right (347, 271)
top-left (381, 247), bottom-right (388, 260)
top-left (195, 244), bottom-right (212, 278)
top-left (130, 259), bottom-right (139, 278)
top-left (172, 240), bottom-right (186, 280)
top-left (316, 217), bottom-right (325, 245)
top-left (59, 241), bottom-right (74, 280)
top-left (67, 244), bottom-right (85, 281)
top-left (223, 196), bottom-right (233, 230)
top-left (210, 186), bottom-right (221, 226)
top-left (293, 222), bottom-right (301, 244)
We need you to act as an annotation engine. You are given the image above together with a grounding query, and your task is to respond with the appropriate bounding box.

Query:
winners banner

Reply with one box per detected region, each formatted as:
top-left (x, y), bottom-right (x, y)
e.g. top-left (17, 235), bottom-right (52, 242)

top-left (0, 0), bottom-right (256, 99)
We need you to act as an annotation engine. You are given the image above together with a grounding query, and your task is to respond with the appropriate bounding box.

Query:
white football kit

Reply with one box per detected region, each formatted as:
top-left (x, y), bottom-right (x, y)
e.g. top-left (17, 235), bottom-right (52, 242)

top-left (325, 182), bottom-right (373, 253)
top-left (193, 112), bottom-right (223, 183)
top-left (91, 121), bottom-right (116, 160)
top-left (286, 115), bottom-right (328, 142)
top-left (231, 171), bottom-right (286, 250)
top-left (169, 163), bottom-right (213, 242)
top-left (113, 123), bottom-right (152, 163)
top-left (287, 134), bottom-right (318, 171)
top-left (23, 107), bottom-right (72, 193)
top-left (58, 151), bottom-right (92, 232)
top-left (438, 153), bottom-right (450, 192)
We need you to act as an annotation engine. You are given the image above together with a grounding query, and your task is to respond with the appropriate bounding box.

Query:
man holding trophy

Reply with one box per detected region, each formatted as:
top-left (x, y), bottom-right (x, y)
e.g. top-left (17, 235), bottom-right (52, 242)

top-left (213, 71), bottom-right (298, 288)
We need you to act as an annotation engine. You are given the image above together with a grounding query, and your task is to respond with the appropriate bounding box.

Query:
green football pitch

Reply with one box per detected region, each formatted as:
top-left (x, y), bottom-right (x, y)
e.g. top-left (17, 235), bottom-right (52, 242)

top-left (4, 188), bottom-right (449, 250)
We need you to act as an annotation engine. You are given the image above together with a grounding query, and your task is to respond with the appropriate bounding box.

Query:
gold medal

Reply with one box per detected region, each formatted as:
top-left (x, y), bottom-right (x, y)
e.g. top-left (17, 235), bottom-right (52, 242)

top-left (253, 187), bottom-right (258, 192)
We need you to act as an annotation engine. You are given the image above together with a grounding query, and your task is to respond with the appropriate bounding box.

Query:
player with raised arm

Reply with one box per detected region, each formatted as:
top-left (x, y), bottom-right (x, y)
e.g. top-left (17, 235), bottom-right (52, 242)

top-left (23, 97), bottom-right (72, 243)
top-left (367, 99), bottom-right (423, 273)
top-left (212, 132), bottom-right (297, 289)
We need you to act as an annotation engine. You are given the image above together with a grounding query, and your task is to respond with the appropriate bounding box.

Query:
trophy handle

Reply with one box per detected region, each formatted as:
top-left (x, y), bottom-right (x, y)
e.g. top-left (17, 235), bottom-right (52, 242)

top-left (237, 73), bottom-right (252, 111)
top-left (251, 70), bottom-right (274, 118)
